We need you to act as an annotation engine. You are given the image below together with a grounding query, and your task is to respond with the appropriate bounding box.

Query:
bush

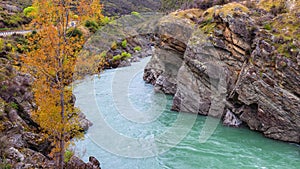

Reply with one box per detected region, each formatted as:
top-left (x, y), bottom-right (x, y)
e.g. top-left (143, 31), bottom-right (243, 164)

top-left (84, 20), bottom-right (99, 33)
top-left (131, 11), bottom-right (140, 16)
top-left (121, 39), bottom-right (127, 48)
top-left (10, 102), bottom-right (18, 110)
top-left (64, 150), bottom-right (74, 163)
top-left (134, 46), bottom-right (141, 52)
top-left (8, 14), bottom-right (23, 26)
top-left (263, 23), bottom-right (272, 30)
top-left (99, 16), bottom-right (112, 26)
top-left (23, 6), bottom-right (37, 18)
top-left (67, 28), bottom-right (83, 37)
top-left (121, 52), bottom-right (131, 58)
top-left (112, 52), bottom-right (131, 61)
top-left (112, 54), bottom-right (122, 61)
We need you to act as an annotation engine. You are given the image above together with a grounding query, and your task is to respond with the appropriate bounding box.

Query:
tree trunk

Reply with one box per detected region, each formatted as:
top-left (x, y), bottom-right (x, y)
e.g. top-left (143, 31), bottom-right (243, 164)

top-left (59, 86), bottom-right (65, 169)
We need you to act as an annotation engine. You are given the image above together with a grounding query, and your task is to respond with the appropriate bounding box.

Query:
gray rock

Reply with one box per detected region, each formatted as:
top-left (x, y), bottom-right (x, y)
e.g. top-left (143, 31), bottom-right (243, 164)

top-left (6, 147), bottom-right (24, 162)
top-left (78, 112), bottom-right (93, 132)
top-left (118, 60), bottom-right (131, 67)
top-left (223, 109), bottom-right (242, 127)
top-left (66, 156), bottom-right (101, 169)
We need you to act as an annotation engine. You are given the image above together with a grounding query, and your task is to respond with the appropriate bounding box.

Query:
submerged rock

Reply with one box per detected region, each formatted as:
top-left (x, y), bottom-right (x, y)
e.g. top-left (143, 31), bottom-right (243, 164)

top-left (223, 109), bottom-right (242, 127)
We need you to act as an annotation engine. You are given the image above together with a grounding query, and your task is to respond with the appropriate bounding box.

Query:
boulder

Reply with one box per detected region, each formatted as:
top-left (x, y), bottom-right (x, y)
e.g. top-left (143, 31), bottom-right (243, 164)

top-left (66, 156), bottom-right (101, 169)
top-left (223, 109), bottom-right (242, 127)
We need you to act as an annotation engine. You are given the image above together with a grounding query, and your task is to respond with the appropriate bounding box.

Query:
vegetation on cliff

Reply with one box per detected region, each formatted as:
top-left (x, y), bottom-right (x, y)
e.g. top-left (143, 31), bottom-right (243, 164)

top-left (21, 0), bottom-right (103, 168)
top-left (0, 0), bottom-right (32, 29)
top-left (0, 0), bottom-right (106, 168)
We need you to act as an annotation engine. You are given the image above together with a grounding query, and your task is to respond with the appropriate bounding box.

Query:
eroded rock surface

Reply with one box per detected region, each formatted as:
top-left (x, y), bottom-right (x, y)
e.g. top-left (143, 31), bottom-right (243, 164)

top-left (0, 58), bottom-right (93, 167)
top-left (143, 2), bottom-right (300, 143)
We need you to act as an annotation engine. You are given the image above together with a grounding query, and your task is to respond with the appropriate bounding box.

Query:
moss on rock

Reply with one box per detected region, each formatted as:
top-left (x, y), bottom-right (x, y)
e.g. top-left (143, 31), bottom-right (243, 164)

top-left (258, 0), bottom-right (286, 12)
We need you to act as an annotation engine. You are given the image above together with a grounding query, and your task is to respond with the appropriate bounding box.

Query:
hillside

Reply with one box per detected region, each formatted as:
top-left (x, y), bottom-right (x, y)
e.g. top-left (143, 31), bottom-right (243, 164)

top-left (0, 0), bottom-right (32, 29)
top-left (101, 0), bottom-right (161, 16)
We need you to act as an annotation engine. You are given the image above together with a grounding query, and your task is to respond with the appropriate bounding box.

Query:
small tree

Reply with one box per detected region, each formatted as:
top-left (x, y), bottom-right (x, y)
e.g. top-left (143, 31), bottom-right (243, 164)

top-left (22, 0), bottom-right (103, 168)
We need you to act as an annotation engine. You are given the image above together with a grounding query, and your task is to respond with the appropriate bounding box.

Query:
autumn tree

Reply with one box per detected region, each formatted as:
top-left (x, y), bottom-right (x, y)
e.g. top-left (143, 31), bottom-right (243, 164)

top-left (21, 0), bottom-right (103, 168)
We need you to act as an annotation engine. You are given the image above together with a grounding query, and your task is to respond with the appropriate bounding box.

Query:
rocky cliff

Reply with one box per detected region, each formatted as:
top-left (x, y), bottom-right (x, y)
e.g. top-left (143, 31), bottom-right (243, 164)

top-left (143, 2), bottom-right (300, 143)
top-left (0, 36), bottom-right (97, 168)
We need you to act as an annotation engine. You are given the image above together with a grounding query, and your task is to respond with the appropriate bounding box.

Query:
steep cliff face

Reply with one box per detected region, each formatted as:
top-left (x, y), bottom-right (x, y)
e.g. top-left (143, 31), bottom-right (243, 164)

top-left (143, 3), bottom-right (300, 143)
top-left (0, 57), bottom-right (54, 168)
top-left (143, 14), bottom-right (194, 94)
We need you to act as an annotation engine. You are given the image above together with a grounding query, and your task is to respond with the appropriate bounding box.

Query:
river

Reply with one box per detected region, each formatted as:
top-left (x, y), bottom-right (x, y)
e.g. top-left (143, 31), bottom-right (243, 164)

top-left (73, 57), bottom-right (300, 169)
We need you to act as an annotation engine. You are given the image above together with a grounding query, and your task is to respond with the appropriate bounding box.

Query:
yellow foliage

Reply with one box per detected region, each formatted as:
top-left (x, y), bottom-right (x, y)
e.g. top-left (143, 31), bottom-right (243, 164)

top-left (74, 51), bottom-right (107, 79)
top-left (77, 0), bottom-right (104, 22)
top-left (22, 0), bottom-right (103, 167)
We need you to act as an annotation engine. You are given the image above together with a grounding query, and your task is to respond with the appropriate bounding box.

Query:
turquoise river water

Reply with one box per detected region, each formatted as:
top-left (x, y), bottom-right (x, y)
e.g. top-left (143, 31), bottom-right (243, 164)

top-left (73, 57), bottom-right (300, 169)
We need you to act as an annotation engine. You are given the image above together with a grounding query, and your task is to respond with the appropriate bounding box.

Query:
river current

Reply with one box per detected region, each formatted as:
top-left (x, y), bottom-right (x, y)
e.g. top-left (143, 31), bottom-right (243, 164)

top-left (73, 57), bottom-right (300, 169)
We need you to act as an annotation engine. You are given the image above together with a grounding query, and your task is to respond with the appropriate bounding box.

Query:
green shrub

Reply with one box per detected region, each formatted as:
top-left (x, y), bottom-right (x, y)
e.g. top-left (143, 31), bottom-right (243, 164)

top-left (131, 11), bottom-right (140, 16)
top-left (99, 16), bottom-right (112, 26)
top-left (84, 20), bottom-right (99, 33)
top-left (134, 46), bottom-right (141, 51)
top-left (0, 164), bottom-right (11, 169)
top-left (1, 85), bottom-right (8, 91)
top-left (66, 28), bottom-right (83, 37)
top-left (15, 36), bottom-right (29, 53)
top-left (64, 150), bottom-right (74, 163)
top-left (112, 54), bottom-right (122, 61)
top-left (263, 23), bottom-right (272, 30)
top-left (112, 52), bottom-right (131, 61)
top-left (23, 6), bottom-right (37, 18)
top-left (8, 14), bottom-right (23, 26)
top-left (121, 52), bottom-right (131, 58)
top-left (10, 102), bottom-right (19, 110)
top-left (121, 39), bottom-right (127, 48)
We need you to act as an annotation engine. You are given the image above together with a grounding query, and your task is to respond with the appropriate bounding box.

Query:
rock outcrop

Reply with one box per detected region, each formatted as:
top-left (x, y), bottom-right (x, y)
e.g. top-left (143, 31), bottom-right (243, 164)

top-left (143, 2), bottom-right (300, 143)
top-left (0, 68), bottom-right (55, 168)
top-left (66, 156), bottom-right (101, 169)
